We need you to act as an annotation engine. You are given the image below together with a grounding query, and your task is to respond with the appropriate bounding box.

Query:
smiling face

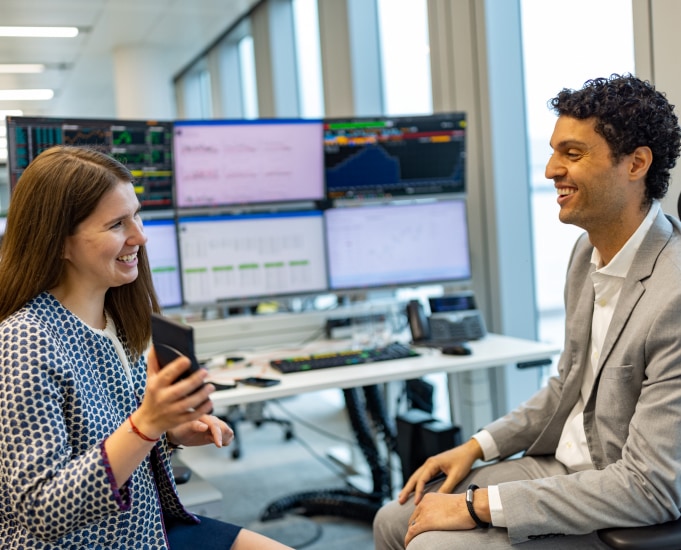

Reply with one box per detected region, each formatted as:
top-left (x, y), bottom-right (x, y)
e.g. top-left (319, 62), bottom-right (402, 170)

top-left (60, 180), bottom-right (147, 301)
top-left (545, 115), bottom-right (649, 254)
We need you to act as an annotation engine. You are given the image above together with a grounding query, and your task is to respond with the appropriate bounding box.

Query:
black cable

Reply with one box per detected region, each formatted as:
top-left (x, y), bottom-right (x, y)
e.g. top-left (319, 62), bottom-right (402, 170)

top-left (362, 385), bottom-right (398, 497)
top-left (293, 520), bottom-right (323, 549)
top-left (240, 399), bottom-right (361, 482)
top-left (343, 387), bottom-right (391, 499)
top-left (260, 488), bottom-right (382, 523)
top-left (270, 399), bottom-right (357, 446)
top-left (258, 386), bottom-right (396, 525)
top-left (287, 428), bottom-right (355, 481)
top-left (363, 385), bottom-right (398, 454)
top-left (270, 398), bottom-right (404, 481)
top-left (298, 325), bottom-right (331, 345)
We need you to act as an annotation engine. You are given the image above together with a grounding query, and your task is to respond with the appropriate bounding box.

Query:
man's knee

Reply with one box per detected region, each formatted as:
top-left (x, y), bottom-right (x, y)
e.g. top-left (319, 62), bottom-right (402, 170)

top-left (373, 499), bottom-right (413, 549)
top-left (406, 530), bottom-right (471, 550)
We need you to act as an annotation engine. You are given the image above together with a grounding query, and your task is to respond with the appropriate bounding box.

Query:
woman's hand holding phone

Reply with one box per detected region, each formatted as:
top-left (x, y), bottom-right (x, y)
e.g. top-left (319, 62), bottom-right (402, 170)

top-left (133, 346), bottom-right (215, 442)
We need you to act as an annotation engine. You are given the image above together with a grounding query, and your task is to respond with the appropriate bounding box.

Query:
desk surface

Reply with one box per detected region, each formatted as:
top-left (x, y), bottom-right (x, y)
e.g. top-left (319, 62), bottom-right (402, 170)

top-left (206, 333), bottom-right (561, 407)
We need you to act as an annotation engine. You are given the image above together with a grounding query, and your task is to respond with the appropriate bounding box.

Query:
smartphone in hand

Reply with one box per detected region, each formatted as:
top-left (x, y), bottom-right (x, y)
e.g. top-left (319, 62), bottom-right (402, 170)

top-left (151, 313), bottom-right (212, 412)
top-left (151, 313), bottom-right (202, 381)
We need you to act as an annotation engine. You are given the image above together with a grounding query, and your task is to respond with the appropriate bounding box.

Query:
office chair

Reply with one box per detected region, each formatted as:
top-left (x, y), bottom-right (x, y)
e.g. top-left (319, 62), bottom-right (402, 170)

top-left (597, 519), bottom-right (681, 549)
top-left (596, 197), bottom-right (681, 549)
top-left (219, 402), bottom-right (294, 459)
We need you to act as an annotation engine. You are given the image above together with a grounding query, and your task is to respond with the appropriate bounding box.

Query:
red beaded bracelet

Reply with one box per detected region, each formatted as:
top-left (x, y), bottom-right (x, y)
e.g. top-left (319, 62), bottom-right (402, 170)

top-left (128, 415), bottom-right (160, 442)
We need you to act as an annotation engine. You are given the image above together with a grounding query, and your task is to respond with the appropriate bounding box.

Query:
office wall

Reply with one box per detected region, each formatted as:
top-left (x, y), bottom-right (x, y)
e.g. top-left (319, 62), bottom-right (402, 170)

top-left (633, 0), bottom-right (681, 217)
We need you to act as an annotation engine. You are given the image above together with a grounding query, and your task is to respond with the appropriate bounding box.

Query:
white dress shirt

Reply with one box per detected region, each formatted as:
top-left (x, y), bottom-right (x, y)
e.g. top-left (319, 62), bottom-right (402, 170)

top-left (474, 200), bottom-right (660, 527)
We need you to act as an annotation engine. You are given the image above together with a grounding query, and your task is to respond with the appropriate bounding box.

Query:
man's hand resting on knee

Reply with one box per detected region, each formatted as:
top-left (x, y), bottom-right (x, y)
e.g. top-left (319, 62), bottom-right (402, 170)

top-left (405, 489), bottom-right (491, 546)
top-left (398, 438), bottom-right (484, 505)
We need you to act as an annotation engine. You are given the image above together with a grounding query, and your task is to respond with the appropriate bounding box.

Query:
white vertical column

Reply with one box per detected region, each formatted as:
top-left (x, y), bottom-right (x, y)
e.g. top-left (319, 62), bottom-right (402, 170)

top-left (318, 0), bottom-right (383, 117)
top-left (251, 0), bottom-right (300, 117)
top-left (317, 0), bottom-right (354, 116)
top-left (632, 0), bottom-right (681, 217)
top-left (427, 0), bottom-right (539, 436)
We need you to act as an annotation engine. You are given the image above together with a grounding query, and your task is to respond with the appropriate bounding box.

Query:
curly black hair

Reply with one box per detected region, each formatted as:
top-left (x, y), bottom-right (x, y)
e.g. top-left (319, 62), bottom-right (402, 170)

top-left (550, 73), bottom-right (681, 202)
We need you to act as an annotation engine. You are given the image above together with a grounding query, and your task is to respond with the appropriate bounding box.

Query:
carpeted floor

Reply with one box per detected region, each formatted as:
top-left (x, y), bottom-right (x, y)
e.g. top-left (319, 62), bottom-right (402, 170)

top-left (176, 389), bottom-right (381, 549)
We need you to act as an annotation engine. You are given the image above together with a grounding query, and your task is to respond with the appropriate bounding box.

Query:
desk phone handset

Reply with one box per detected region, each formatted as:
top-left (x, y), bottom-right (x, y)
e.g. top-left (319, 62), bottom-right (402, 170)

top-left (406, 298), bottom-right (487, 351)
top-left (407, 300), bottom-right (432, 343)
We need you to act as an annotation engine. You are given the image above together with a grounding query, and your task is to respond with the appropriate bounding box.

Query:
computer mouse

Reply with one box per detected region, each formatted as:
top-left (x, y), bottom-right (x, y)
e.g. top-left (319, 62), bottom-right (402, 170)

top-left (441, 344), bottom-right (472, 356)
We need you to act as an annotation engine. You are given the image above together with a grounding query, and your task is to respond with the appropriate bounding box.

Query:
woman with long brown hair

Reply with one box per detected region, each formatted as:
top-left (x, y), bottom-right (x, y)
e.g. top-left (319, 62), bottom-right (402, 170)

top-left (0, 146), bottom-right (291, 550)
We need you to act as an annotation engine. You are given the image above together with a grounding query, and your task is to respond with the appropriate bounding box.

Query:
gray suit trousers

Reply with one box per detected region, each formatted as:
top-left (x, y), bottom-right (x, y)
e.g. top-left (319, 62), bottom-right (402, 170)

top-left (373, 456), bottom-right (612, 549)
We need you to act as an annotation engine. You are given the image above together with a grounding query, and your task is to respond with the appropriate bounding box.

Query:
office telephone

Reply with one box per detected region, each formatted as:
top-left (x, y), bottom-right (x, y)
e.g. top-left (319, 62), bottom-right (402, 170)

top-left (406, 300), bottom-right (432, 343)
top-left (406, 295), bottom-right (487, 346)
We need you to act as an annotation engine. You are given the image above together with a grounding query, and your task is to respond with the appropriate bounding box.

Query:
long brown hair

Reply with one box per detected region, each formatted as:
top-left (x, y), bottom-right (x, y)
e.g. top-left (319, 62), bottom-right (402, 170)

top-left (0, 146), bottom-right (160, 357)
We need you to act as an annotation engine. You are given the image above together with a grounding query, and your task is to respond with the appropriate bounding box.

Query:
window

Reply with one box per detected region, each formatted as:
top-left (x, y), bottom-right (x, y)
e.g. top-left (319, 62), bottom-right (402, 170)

top-left (238, 35), bottom-right (259, 119)
top-left (520, 0), bottom-right (635, 353)
top-left (377, 0), bottom-right (432, 116)
top-left (293, 0), bottom-right (324, 118)
top-left (182, 66), bottom-right (213, 119)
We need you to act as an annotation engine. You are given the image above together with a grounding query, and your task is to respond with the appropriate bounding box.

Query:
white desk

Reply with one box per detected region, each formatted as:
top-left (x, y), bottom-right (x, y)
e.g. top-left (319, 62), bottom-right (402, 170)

top-left (206, 333), bottom-right (561, 413)
top-left (202, 333), bottom-right (561, 519)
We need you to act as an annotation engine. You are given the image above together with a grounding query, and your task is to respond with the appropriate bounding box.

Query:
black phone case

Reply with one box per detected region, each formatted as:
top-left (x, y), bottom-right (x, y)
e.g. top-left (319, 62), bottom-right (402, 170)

top-left (151, 313), bottom-right (201, 381)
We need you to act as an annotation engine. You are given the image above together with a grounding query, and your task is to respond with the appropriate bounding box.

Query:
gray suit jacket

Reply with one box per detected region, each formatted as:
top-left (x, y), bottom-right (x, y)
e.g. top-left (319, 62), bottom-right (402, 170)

top-left (485, 210), bottom-right (681, 544)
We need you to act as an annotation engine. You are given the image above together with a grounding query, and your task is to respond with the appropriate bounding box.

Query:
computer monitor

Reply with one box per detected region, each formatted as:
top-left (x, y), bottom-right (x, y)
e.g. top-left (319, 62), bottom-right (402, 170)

top-left (323, 112), bottom-right (466, 200)
top-left (143, 219), bottom-right (183, 309)
top-left (177, 210), bottom-right (328, 305)
top-left (5, 115), bottom-right (174, 211)
top-left (325, 200), bottom-right (471, 290)
top-left (172, 118), bottom-right (325, 208)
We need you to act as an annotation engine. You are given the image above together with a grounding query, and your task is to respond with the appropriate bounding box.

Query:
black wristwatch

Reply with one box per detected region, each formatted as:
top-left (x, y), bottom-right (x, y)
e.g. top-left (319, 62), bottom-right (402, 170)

top-left (466, 484), bottom-right (491, 529)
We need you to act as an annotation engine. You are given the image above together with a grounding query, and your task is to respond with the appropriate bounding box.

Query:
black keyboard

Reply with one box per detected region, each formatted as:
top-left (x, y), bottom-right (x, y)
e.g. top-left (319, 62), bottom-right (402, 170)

top-left (270, 342), bottom-right (419, 373)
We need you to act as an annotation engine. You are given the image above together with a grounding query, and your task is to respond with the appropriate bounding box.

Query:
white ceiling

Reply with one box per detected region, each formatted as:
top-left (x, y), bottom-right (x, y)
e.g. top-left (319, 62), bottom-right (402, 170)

top-left (0, 0), bottom-right (259, 119)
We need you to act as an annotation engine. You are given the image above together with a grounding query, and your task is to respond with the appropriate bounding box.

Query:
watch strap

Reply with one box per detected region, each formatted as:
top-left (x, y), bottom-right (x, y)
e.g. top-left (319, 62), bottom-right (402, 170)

top-left (466, 484), bottom-right (491, 529)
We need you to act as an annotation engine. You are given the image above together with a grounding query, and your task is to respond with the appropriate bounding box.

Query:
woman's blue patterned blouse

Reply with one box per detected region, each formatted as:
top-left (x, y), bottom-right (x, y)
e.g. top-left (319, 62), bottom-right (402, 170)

top-left (0, 292), bottom-right (197, 548)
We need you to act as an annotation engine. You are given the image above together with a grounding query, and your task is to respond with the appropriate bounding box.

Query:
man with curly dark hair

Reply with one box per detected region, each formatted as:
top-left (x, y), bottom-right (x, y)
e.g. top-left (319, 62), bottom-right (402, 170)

top-left (374, 74), bottom-right (681, 549)
top-left (550, 74), bottom-right (681, 205)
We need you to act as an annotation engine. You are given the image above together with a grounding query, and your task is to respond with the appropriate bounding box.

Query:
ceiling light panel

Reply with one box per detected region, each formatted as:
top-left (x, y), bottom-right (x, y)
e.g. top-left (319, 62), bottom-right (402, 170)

top-left (0, 89), bottom-right (54, 100)
top-left (0, 26), bottom-right (79, 38)
top-left (0, 64), bottom-right (46, 74)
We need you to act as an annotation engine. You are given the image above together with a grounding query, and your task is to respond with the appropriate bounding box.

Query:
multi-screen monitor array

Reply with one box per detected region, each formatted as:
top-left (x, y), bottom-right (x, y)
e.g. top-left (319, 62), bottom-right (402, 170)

top-left (4, 113), bottom-right (471, 309)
